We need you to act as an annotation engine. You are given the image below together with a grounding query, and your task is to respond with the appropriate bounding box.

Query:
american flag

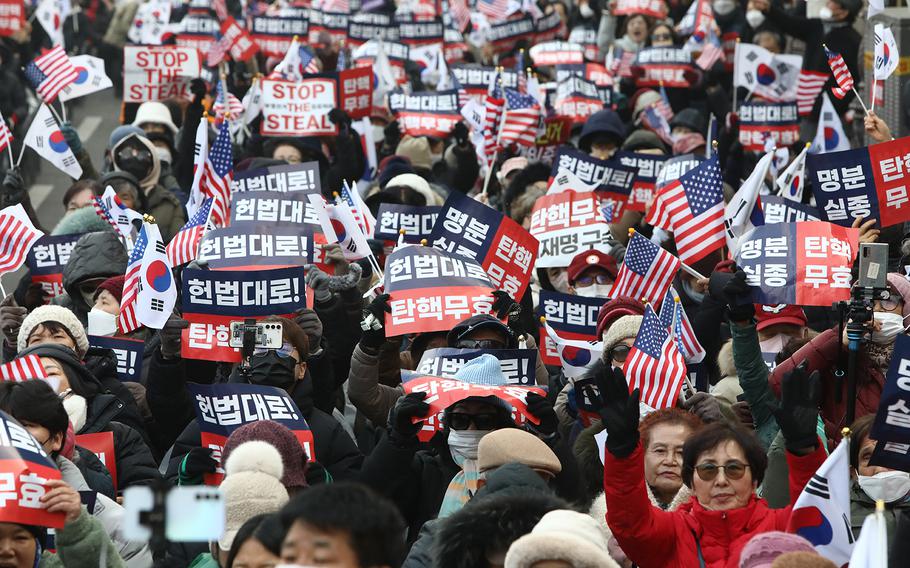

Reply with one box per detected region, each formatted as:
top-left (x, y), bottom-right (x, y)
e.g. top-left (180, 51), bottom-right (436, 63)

top-left (641, 103), bottom-right (673, 145)
top-left (0, 355), bottom-right (48, 382)
top-left (206, 33), bottom-right (232, 67)
top-left (825, 47), bottom-right (853, 99)
top-left (340, 180), bottom-right (375, 236)
top-left (300, 46), bottom-right (321, 75)
top-left (658, 288), bottom-right (705, 363)
top-left (498, 89), bottom-right (541, 147)
top-left (202, 122), bottom-right (233, 226)
top-left (657, 83), bottom-right (674, 121)
top-left (623, 304), bottom-right (688, 410)
top-left (796, 70), bottom-right (828, 116)
top-left (212, 0), bottom-right (229, 20)
top-left (24, 45), bottom-right (78, 104)
top-left (478, 0), bottom-right (510, 21)
top-left (449, 71), bottom-right (470, 109)
top-left (609, 48), bottom-right (636, 78)
top-left (0, 204), bottom-right (44, 276)
top-left (212, 81), bottom-right (244, 120)
top-left (166, 197), bottom-right (213, 267)
top-left (450, 0), bottom-right (471, 32)
top-left (646, 156), bottom-right (725, 265)
top-left (516, 49), bottom-right (527, 94)
top-left (611, 231), bottom-right (680, 305)
top-left (322, 0), bottom-right (351, 11)
top-left (483, 71), bottom-right (505, 158)
top-left (695, 26), bottom-right (725, 71)
top-left (0, 110), bottom-right (11, 155)
top-left (119, 223), bottom-right (149, 334)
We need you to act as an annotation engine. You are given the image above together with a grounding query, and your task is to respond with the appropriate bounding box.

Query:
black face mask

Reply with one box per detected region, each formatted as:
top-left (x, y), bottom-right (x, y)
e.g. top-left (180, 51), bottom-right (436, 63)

top-left (118, 154), bottom-right (152, 181)
top-left (247, 351), bottom-right (297, 389)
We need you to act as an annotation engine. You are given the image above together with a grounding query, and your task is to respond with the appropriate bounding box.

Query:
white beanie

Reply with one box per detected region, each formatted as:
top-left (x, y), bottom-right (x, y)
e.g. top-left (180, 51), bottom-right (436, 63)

top-left (132, 101), bottom-right (179, 136)
top-left (17, 305), bottom-right (90, 357)
top-left (218, 441), bottom-right (290, 551)
top-left (385, 173), bottom-right (441, 206)
top-left (601, 315), bottom-right (642, 354)
top-left (504, 509), bottom-right (620, 568)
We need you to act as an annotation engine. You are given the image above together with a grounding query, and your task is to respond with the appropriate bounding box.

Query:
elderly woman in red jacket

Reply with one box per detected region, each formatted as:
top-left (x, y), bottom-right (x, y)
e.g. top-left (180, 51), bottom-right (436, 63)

top-left (594, 363), bottom-right (827, 568)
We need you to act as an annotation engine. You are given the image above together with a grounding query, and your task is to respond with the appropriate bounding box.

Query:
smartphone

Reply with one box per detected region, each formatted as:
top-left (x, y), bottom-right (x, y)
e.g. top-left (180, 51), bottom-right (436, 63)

top-left (122, 486), bottom-right (155, 543)
top-left (228, 321), bottom-right (283, 349)
top-left (165, 486), bottom-right (226, 542)
top-left (858, 243), bottom-right (889, 290)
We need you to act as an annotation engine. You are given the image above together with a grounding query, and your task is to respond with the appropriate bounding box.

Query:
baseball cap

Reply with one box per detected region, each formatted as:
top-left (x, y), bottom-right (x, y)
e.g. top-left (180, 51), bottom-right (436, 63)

top-left (754, 304), bottom-right (807, 331)
top-left (567, 250), bottom-right (619, 284)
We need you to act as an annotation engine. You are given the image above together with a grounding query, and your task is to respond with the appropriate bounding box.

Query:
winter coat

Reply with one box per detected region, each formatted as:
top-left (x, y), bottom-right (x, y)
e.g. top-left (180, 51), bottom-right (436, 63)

top-left (602, 441), bottom-right (827, 568)
top-left (52, 231), bottom-right (129, 324)
top-left (101, 0), bottom-right (139, 48)
top-left (73, 445), bottom-right (116, 500)
top-left (730, 321), bottom-right (781, 449)
top-left (39, 508), bottom-right (125, 568)
top-left (850, 480), bottom-right (910, 568)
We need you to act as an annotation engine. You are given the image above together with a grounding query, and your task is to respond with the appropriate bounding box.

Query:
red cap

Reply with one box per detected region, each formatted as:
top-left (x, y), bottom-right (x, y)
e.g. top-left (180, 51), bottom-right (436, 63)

top-left (755, 304), bottom-right (807, 331)
top-left (596, 297), bottom-right (647, 340)
top-left (567, 250), bottom-right (619, 285)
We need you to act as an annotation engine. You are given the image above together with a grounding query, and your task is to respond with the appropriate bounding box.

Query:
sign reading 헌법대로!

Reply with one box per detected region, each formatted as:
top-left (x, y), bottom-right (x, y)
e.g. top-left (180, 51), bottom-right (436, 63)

top-left (260, 79), bottom-right (338, 137)
top-left (123, 46), bottom-right (201, 103)
top-left (389, 90), bottom-right (462, 138)
top-left (416, 348), bottom-right (538, 386)
top-left (26, 233), bottom-right (84, 302)
top-left (615, 151), bottom-right (668, 213)
top-left (374, 204), bottom-right (440, 243)
top-left (633, 47), bottom-right (695, 88)
top-left (197, 224), bottom-right (315, 270)
top-left (536, 290), bottom-right (605, 366)
top-left (88, 335), bottom-right (145, 383)
top-left (230, 190), bottom-right (320, 229)
top-left (231, 161), bottom-right (321, 195)
top-left (738, 102), bottom-right (800, 152)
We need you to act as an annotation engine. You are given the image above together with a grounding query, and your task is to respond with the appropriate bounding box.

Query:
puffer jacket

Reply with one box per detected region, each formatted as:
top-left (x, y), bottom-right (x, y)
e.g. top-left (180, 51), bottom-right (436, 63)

top-left (39, 508), bottom-right (125, 567)
top-left (52, 231), bottom-right (129, 324)
top-left (602, 442), bottom-right (827, 568)
top-left (850, 480), bottom-right (910, 568)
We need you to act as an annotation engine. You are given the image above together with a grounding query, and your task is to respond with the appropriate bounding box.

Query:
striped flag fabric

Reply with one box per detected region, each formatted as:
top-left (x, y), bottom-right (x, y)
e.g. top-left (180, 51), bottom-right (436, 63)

top-left (825, 46), bottom-right (854, 99)
top-left (659, 289), bottom-right (706, 363)
top-left (796, 70), bottom-right (828, 116)
top-left (542, 320), bottom-right (603, 379)
top-left (641, 102), bottom-right (673, 145)
top-left (299, 47), bottom-right (321, 75)
top-left (340, 180), bottom-right (376, 236)
top-left (611, 231), bottom-right (681, 305)
top-left (623, 304), bottom-right (688, 410)
top-left (206, 33), bottom-right (232, 68)
top-left (0, 110), bottom-right (11, 155)
top-left (450, 0), bottom-right (471, 32)
top-left (24, 45), bottom-right (78, 104)
top-left (118, 223), bottom-right (150, 334)
top-left (0, 355), bottom-right (49, 382)
top-left (498, 88), bottom-right (541, 147)
top-left (483, 71), bottom-right (505, 158)
top-left (0, 204), bottom-right (44, 276)
top-left (166, 197), bottom-right (213, 267)
top-left (202, 122), bottom-right (234, 226)
top-left (212, 0), bottom-right (229, 20)
top-left (646, 155), bottom-right (725, 265)
top-left (478, 0), bottom-right (510, 21)
top-left (212, 81), bottom-right (244, 120)
top-left (269, 37), bottom-right (304, 81)
top-left (657, 83), bottom-right (674, 121)
top-left (695, 26), bottom-right (725, 71)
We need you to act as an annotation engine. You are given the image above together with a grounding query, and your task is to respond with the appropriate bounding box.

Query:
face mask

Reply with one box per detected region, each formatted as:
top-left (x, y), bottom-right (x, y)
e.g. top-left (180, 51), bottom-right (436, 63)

top-left (818, 6), bottom-right (834, 20)
top-left (155, 147), bottom-right (172, 165)
top-left (576, 283), bottom-right (613, 298)
top-left (671, 132), bottom-right (706, 155)
top-left (247, 351), bottom-right (298, 389)
top-left (682, 279), bottom-right (705, 304)
top-left (745, 9), bottom-right (766, 27)
top-left (88, 308), bottom-right (118, 337)
top-left (759, 333), bottom-right (790, 354)
top-left (870, 312), bottom-right (906, 345)
top-left (579, 2), bottom-right (594, 18)
top-left (858, 470), bottom-right (910, 503)
top-left (119, 154), bottom-right (153, 181)
top-left (448, 429), bottom-right (489, 465)
top-left (62, 391), bottom-right (88, 432)
top-left (549, 270), bottom-right (570, 294)
top-left (713, 0), bottom-right (736, 16)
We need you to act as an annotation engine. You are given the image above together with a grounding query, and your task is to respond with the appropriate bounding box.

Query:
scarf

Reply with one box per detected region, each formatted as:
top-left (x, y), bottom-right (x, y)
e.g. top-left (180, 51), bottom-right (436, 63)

top-left (438, 459), bottom-right (480, 518)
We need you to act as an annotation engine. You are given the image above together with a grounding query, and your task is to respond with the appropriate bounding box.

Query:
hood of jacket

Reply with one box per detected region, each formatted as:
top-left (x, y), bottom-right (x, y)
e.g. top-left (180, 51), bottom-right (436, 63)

top-left (112, 133), bottom-right (161, 194)
top-left (60, 232), bottom-right (130, 313)
top-left (51, 206), bottom-right (119, 237)
top-left (18, 343), bottom-right (104, 398)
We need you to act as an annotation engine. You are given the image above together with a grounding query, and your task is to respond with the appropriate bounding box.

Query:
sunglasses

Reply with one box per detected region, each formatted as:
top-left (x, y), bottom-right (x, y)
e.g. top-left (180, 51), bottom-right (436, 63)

top-left (694, 460), bottom-right (750, 481)
top-left (608, 344), bottom-right (631, 363)
top-left (447, 412), bottom-right (500, 431)
top-left (253, 341), bottom-right (295, 358)
top-left (652, 33), bottom-right (672, 41)
top-left (455, 339), bottom-right (507, 350)
top-left (575, 273), bottom-right (613, 287)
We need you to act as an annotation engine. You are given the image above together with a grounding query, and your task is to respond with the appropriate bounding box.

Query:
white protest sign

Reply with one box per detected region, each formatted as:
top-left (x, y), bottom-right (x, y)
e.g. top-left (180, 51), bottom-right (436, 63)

top-left (260, 79), bottom-right (339, 137)
top-left (123, 46), bottom-right (201, 103)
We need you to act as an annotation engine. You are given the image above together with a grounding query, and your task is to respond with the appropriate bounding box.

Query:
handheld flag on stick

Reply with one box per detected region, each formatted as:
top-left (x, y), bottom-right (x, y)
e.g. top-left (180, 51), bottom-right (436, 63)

top-left (623, 304), bottom-right (688, 410)
top-left (22, 105), bottom-right (82, 179)
top-left (167, 198), bottom-right (213, 267)
top-left (0, 204), bottom-right (44, 278)
top-left (24, 47), bottom-right (77, 104)
top-left (611, 230), bottom-right (681, 306)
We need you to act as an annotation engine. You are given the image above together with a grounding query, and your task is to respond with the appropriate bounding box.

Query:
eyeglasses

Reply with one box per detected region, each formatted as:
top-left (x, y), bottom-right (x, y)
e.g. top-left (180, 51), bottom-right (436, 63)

top-left (447, 412), bottom-right (500, 431)
top-left (694, 460), bottom-right (750, 481)
top-left (455, 339), bottom-right (507, 350)
top-left (575, 273), bottom-right (613, 287)
top-left (652, 33), bottom-right (672, 41)
top-left (878, 294), bottom-right (902, 311)
top-left (608, 344), bottom-right (631, 363)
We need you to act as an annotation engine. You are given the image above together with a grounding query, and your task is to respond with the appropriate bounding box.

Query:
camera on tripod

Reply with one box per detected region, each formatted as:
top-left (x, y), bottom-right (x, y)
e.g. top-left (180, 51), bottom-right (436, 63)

top-left (846, 243), bottom-right (891, 346)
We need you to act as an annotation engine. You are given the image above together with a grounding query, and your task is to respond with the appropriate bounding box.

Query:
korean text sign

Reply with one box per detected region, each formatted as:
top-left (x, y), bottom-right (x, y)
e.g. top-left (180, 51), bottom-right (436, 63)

top-left (738, 102), bottom-right (800, 152)
top-left (383, 246), bottom-right (495, 336)
top-left (0, 0), bottom-right (24, 37)
top-left (231, 162), bottom-right (321, 196)
top-left (198, 225), bottom-right (314, 270)
top-left (123, 46), bottom-right (201, 103)
top-left (389, 90), bottom-right (462, 138)
top-left (550, 147), bottom-right (636, 202)
top-left (261, 79), bottom-right (338, 137)
top-left (869, 334), bottom-right (910, 471)
top-left (374, 204), bottom-right (440, 243)
top-left (181, 267), bottom-right (307, 362)
top-left (26, 233), bottom-right (84, 302)
top-left (188, 383), bottom-right (314, 485)
top-left (416, 348), bottom-right (538, 386)
top-left (529, 191), bottom-right (614, 268)
top-left (535, 290), bottom-right (604, 366)
top-left (88, 336), bottom-right (145, 382)
top-left (0, 411), bottom-right (64, 529)
top-left (632, 47), bottom-right (694, 88)
top-left (733, 221), bottom-right (858, 306)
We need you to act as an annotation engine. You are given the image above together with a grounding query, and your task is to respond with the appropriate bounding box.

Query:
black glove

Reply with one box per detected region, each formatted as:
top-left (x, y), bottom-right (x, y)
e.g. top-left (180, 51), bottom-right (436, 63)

top-left (22, 282), bottom-right (50, 312)
top-left (159, 315), bottom-right (189, 360)
top-left (294, 308), bottom-right (323, 356)
top-left (388, 391), bottom-right (429, 445)
top-left (190, 78), bottom-right (208, 102)
top-left (451, 121), bottom-right (469, 146)
top-left (360, 293), bottom-right (391, 349)
top-left (774, 361), bottom-right (821, 453)
top-left (179, 447), bottom-right (217, 481)
top-left (590, 366), bottom-right (640, 458)
top-left (524, 392), bottom-right (558, 438)
top-left (0, 295), bottom-right (27, 347)
top-left (328, 108), bottom-right (352, 133)
top-left (2, 168), bottom-right (24, 193)
top-left (681, 392), bottom-right (724, 424)
top-left (709, 268), bottom-right (754, 322)
top-left (384, 120), bottom-right (402, 148)
top-left (491, 290), bottom-right (521, 330)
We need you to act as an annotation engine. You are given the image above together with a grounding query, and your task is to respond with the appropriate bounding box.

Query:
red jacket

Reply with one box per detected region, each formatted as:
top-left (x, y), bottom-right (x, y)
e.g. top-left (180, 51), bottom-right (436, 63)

top-left (603, 442), bottom-right (827, 568)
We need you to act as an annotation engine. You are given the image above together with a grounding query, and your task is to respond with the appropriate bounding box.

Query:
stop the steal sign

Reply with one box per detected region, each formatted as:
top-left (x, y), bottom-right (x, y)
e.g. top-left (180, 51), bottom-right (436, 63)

top-left (260, 78), bottom-right (338, 137)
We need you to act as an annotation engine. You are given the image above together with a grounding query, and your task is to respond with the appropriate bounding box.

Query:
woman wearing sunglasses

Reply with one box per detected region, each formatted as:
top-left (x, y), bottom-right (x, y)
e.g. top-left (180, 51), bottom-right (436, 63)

top-left (595, 364), bottom-right (826, 568)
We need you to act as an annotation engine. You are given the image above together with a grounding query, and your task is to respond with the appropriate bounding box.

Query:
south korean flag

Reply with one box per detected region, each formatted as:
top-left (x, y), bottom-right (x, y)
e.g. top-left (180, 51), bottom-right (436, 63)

top-left (136, 223), bottom-right (177, 329)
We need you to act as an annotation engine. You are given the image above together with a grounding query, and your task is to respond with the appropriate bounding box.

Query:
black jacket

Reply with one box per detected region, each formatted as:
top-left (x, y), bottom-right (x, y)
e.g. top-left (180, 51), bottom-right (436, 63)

top-left (51, 231), bottom-right (129, 324)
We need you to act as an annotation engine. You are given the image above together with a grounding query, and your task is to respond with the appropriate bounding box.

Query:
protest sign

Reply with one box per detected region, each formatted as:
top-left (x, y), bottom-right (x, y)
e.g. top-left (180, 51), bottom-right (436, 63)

top-left (0, 411), bottom-right (64, 529)
top-left (88, 336), bottom-right (145, 382)
top-left (181, 267), bottom-right (306, 362)
top-left (389, 90), bottom-right (461, 138)
top-left (450, 65), bottom-right (519, 102)
top-left (429, 190), bottom-right (538, 298)
top-left (231, 161), bottom-right (321, 195)
top-left (869, 334), bottom-right (910, 471)
top-left (633, 48), bottom-right (695, 88)
top-left (124, 46), bottom-right (202, 103)
top-left (808, 136), bottom-right (910, 228)
top-left (188, 383), bottom-right (314, 485)
top-left (0, 0), bottom-right (25, 37)
top-left (260, 79), bottom-right (338, 137)
top-left (231, 190), bottom-right (319, 229)
top-left (734, 221), bottom-right (859, 306)
top-left (198, 225), bottom-right (314, 270)
top-left (553, 76), bottom-right (608, 124)
top-left (556, 63), bottom-right (614, 88)
top-left (550, 147), bottom-right (636, 206)
top-left (416, 348), bottom-right (537, 385)
top-left (444, 27), bottom-right (467, 62)
top-left (535, 9), bottom-right (565, 42)
top-left (175, 11), bottom-right (218, 52)
top-left (402, 374), bottom-right (545, 441)
top-left (307, 10), bottom-right (349, 46)
top-left (347, 12), bottom-right (399, 46)
top-left (383, 245), bottom-right (495, 336)
top-left (614, 0), bottom-right (669, 18)
top-left (352, 40), bottom-right (410, 85)
top-left (74, 432), bottom-right (117, 488)
top-left (520, 116), bottom-right (574, 164)
top-left (399, 19), bottom-right (444, 45)
top-left (568, 26), bottom-right (599, 62)
top-left (25, 233), bottom-right (83, 302)
top-left (536, 290), bottom-right (604, 366)
top-left (529, 191), bottom-right (615, 268)
top-left (656, 153), bottom-right (704, 191)
top-left (615, 151), bottom-right (668, 213)
top-left (375, 204), bottom-right (440, 243)
top-left (761, 195), bottom-right (821, 224)
top-left (220, 17), bottom-right (259, 62)
top-left (738, 102), bottom-right (800, 152)
top-left (250, 14), bottom-right (309, 57)
top-left (487, 14), bottom-right (535, 52)
top-left (529, 41), bottom-right (585, 66)
top-left (338, 67), bottom-right (373, 120)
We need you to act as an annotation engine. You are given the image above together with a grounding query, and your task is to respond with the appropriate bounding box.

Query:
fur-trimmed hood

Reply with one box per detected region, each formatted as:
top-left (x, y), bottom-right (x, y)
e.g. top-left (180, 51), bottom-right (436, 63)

top-left (589, 484), bottom-right (692, 545)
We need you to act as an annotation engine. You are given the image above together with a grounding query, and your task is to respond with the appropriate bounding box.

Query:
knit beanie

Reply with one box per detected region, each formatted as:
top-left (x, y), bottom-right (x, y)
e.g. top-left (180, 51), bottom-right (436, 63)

top-left (601, 315), bottom-right (642, 355)
top-left (218, 441), bottom-right (290, 551)
top-left (396, 136), bottom-right (433, 171)
top-left (221, 420), bottom-right (309, 489)
top-left (596, 297), bottom-right (646, 340)
top-left (886, 272), bottom-right (910, 320)
top-left (478, 428), bottom-right (561, 477)
top-left (93, 275), bottom-right (125, 304)
top-left (504, 509), bottom-right (620, 568)
top-left (739, 531), bottom-right (816, 568)
top-left (770, 552), bottom-right (837, 568)
top-left (452, 354), bottom-right (507, 386)
top-left (17, 305), bottom-right (90, 357)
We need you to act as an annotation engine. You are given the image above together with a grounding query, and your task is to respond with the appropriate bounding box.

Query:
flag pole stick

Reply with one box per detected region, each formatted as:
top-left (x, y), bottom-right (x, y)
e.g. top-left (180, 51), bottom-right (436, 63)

top-left (853, 87), bottom-right (870, 115)
top-left (47, 104), bottom-right (64, 125)
top-left (680, 262), bottom-right (707, 281)
top-left (15, 140), bottom-right (26, 167)
top-left (0, 275), bottom-right (6, 300)
top-left (870, 78), bottom-right (877, 112)
top-left (481, 150), bottom-right (498, 196)
top-left (5, 138), bottom-right (13, 168)
top-left (732, 39), bottom-right (740, 114)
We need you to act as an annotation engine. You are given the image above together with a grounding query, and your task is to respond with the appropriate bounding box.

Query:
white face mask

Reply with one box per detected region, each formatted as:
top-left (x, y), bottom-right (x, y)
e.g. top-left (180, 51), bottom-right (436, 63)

top-left (745, 9), bottom-right (766, 27)
top-left (579, 2), bottom-right (594, 18)
top-left (759, 333), bottom-right (790, 354)
top-left (870, 312), bottom-right (907, 345)
top-left (576, 283), bottom-right (612, 298)
top-left (62, 391), bottom-right (88, 432)
top-left (88, 307), bottom-right (118, 337)
top-left (447, 429), bottom-right (489, 464)
top-left (818, 6), bottom-right (835, 20)
top-left (713, 0), bottom-right (736, 16)
top-left (858, 470), bottom-right (910, 503)
top-left (155, 147), bottom-right (172, 165)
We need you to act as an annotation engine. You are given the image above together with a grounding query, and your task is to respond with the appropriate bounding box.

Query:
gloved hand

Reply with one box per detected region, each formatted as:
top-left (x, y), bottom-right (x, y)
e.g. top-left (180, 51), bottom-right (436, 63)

top-left (491, 290), bottom-right (521, 330)
top-left (305, 265), bottom-right (332, 303)
top-left (294, 308), bottom-right (323, 356)
top-left (732, 400), bottom-right (755, 430)
top-left (190, 78), bottom-right (208, 103)
top-left (524, 392), bottom-right (558, 438)
top-left (60, 121), bottom-right (83, 154)
top-left (591, 366), bottom-right (640, 458)
top-left (774, 361), bottom-right (821, 454)
top-left (322, 242), bottom-right (350, 275)
top-left (709, 268), bottom-right (754, 322)
top-left (178, 447), bottom-right (217, 484)
top-left (328, 108), bottom-right (352, 133)
top-left (22, 282), bottom-right (50, 311)
top-left (451, 121), bottom-right (469, 146)
top-left (387, 391), bottom-right (429, 445)
top-left (159, 315), bottom-right (189, 360)
top-left (2, 168), bottom-right (24, 193)
top-left (681, 392), bottom-right (724, 424)
top-left (360, 293), bottom-right (391, 349)
top-left (0, 295), bottom-right (27, 347)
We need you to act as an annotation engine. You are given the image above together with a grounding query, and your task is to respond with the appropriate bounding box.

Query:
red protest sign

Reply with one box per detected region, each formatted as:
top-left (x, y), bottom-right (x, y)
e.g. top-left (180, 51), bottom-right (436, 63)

top-left (74, 432), bottom-right (117, 489)
top-left (123, 46), bottom-right (202, 103)
top-left (221, 17), bottom-right (259, 62)
top-left (869, 136), bottom-right (910, 228)
top-left (614, 0), bottom-right (668, 18)
top-left (0, 412), bottom-right (65, 529)
top-left (0, 0), bottom-right (24, 37)
top-left (260, 79), bottom-right (339, 137)
top-left (402, 374), bottom-right (545, 442)
top-left (338, 67), bottom-right (373, 120)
